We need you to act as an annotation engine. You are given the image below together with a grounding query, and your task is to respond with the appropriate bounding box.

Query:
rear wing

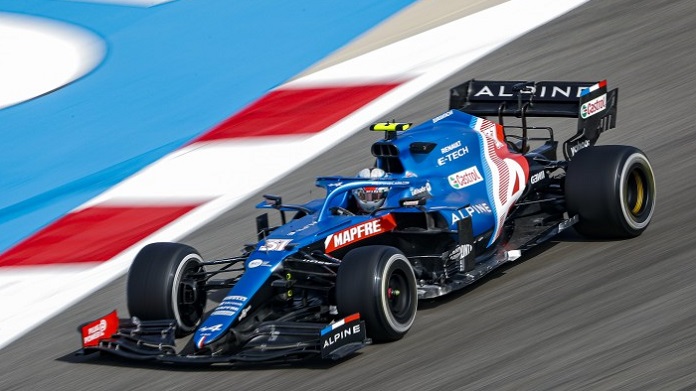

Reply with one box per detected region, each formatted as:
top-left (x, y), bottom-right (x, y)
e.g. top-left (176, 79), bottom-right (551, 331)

top-left (449, 80), bottom-right (618, 159)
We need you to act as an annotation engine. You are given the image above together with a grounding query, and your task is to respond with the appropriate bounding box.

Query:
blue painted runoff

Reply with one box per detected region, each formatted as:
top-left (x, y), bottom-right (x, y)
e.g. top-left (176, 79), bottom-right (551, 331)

top-left (0, 0), bottom-right (417, 254)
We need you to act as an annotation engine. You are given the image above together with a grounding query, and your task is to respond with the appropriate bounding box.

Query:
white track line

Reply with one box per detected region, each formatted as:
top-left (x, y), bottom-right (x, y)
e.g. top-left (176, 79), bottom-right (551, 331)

top-left (0, 13), bottom-right (105, 109)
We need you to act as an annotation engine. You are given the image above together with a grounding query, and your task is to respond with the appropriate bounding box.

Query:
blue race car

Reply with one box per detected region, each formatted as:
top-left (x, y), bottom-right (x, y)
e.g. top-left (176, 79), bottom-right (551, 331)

top-left (78, 79), bottom-right (656, 365)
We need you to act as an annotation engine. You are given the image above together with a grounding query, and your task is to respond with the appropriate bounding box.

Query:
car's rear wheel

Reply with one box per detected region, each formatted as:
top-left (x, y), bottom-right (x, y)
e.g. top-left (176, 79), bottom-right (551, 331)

top-left (336, 246), bottom-right (417, 342)
top-left (127, 242), bottom-right (207, 337)
top-left (565, 145), bottom-right (656, 238)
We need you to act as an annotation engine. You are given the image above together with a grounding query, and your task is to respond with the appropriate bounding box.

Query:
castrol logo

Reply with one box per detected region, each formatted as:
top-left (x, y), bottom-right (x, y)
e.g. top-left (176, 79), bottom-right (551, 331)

top-left (580, 93), bottom-right (606, 119)
top-left (448, 166), bottom-right (483, 190)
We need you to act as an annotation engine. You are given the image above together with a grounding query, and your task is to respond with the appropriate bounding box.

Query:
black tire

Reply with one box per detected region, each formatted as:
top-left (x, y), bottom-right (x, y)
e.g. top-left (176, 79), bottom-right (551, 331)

top-left (336, 246), bottom-right (417, 342)
top-left (565, 145), bottom-right (656, 238)
top-left (127, 242), bottom-right (206, 337)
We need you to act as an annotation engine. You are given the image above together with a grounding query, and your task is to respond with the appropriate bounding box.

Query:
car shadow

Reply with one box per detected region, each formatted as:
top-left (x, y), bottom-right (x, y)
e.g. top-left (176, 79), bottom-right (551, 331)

top-left (56, 347), bottom-right (359, 371)
top-left (417, 226), bottom-right (636, 311)
top-left (416, 228), bottom-right (590, 311)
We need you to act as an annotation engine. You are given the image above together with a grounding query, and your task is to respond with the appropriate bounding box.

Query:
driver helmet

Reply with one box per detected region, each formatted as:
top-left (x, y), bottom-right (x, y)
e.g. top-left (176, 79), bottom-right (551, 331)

top-left (352, 168), bottom-right (389, 213)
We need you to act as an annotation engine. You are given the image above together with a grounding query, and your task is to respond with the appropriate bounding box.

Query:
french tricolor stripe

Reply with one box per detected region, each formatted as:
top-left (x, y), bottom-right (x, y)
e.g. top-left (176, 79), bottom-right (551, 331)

top-left (580, 79), bottom-right (607, 96)
top-left (321, 313), bottom-right (361, 336)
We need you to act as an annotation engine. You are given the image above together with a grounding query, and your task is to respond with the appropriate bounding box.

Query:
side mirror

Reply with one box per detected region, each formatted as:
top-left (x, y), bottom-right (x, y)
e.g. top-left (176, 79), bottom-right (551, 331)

top-left (262, 194), bottom-right (286, 224)
top-left (263, 194), bottom-right (282, 208)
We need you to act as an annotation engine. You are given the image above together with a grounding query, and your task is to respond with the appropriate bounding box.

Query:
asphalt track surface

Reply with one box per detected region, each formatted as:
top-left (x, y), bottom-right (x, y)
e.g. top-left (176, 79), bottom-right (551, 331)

top-left (2, 0), bottom-right (696, 389)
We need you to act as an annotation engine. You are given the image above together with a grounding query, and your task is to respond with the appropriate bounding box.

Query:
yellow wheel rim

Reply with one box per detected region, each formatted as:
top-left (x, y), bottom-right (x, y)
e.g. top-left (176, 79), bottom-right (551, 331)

top-left (631, 171), bottom-right (644, 215)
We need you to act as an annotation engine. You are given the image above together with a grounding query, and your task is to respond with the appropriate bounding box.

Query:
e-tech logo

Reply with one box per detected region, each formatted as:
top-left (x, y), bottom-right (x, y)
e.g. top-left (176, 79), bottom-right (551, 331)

top-left (324, 214), bottom-right (397, 253)
top-left (440, 140), bottom-right (462, 154)
top-left (448, 166), bottom-right (483, 189)
top-left (438, 140), bottom-right (469, 166)
top-left (438, 145), bottom-right (469, 166)
top-left (580, 93), bottom-right (606, 119)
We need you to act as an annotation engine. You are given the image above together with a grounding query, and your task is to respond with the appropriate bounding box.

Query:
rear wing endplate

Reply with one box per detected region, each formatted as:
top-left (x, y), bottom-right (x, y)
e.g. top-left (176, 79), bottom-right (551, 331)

top-left (449, 80), bottom-right (618, 159)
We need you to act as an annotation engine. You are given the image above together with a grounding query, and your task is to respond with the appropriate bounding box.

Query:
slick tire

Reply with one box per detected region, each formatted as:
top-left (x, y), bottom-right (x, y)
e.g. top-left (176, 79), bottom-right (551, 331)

top-left (127, 242), bottom-right (206, 337)
top-left (336, 246), bottom-right (417, 342)
top-left (565, 145), bottom-right (656, 238)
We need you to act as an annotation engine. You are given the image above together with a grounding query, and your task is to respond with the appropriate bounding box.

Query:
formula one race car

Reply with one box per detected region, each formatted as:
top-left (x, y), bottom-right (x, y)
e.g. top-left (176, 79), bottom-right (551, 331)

top-left (78, 79), bottom-right (656, 365)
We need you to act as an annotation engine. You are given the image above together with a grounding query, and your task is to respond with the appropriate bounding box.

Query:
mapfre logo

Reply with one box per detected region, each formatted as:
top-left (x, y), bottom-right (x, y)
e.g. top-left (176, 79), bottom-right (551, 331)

top-left (324, 214), bottom-right (397, 253)
top-left (580, 93), bottom-right (606, 119)
top-left (81, 311), bottom-right (118, 348)
top-left (448, 166), bottom-right (483, 189)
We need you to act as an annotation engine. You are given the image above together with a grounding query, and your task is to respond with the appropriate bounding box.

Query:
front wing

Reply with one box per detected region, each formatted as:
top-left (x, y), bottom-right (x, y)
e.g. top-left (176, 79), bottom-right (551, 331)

top-left (77, 311), bottom-right (369, 365)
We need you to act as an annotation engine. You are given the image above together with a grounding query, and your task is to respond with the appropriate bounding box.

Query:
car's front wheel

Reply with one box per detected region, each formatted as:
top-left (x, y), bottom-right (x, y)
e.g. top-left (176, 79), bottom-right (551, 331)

top-left (336, 245), bottom-right (418, 342)
top-left (127, 242), bottom-right (207, 337)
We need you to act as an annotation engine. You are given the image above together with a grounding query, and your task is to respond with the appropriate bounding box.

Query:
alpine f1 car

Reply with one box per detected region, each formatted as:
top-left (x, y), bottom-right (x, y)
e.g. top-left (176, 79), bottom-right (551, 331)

top-left (78, 79), bottom-right (656, 365)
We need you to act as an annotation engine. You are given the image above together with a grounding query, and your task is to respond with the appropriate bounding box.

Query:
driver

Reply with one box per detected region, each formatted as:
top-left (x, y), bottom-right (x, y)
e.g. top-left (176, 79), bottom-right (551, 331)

top-left (352, 167), bottom-right (389, 213)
